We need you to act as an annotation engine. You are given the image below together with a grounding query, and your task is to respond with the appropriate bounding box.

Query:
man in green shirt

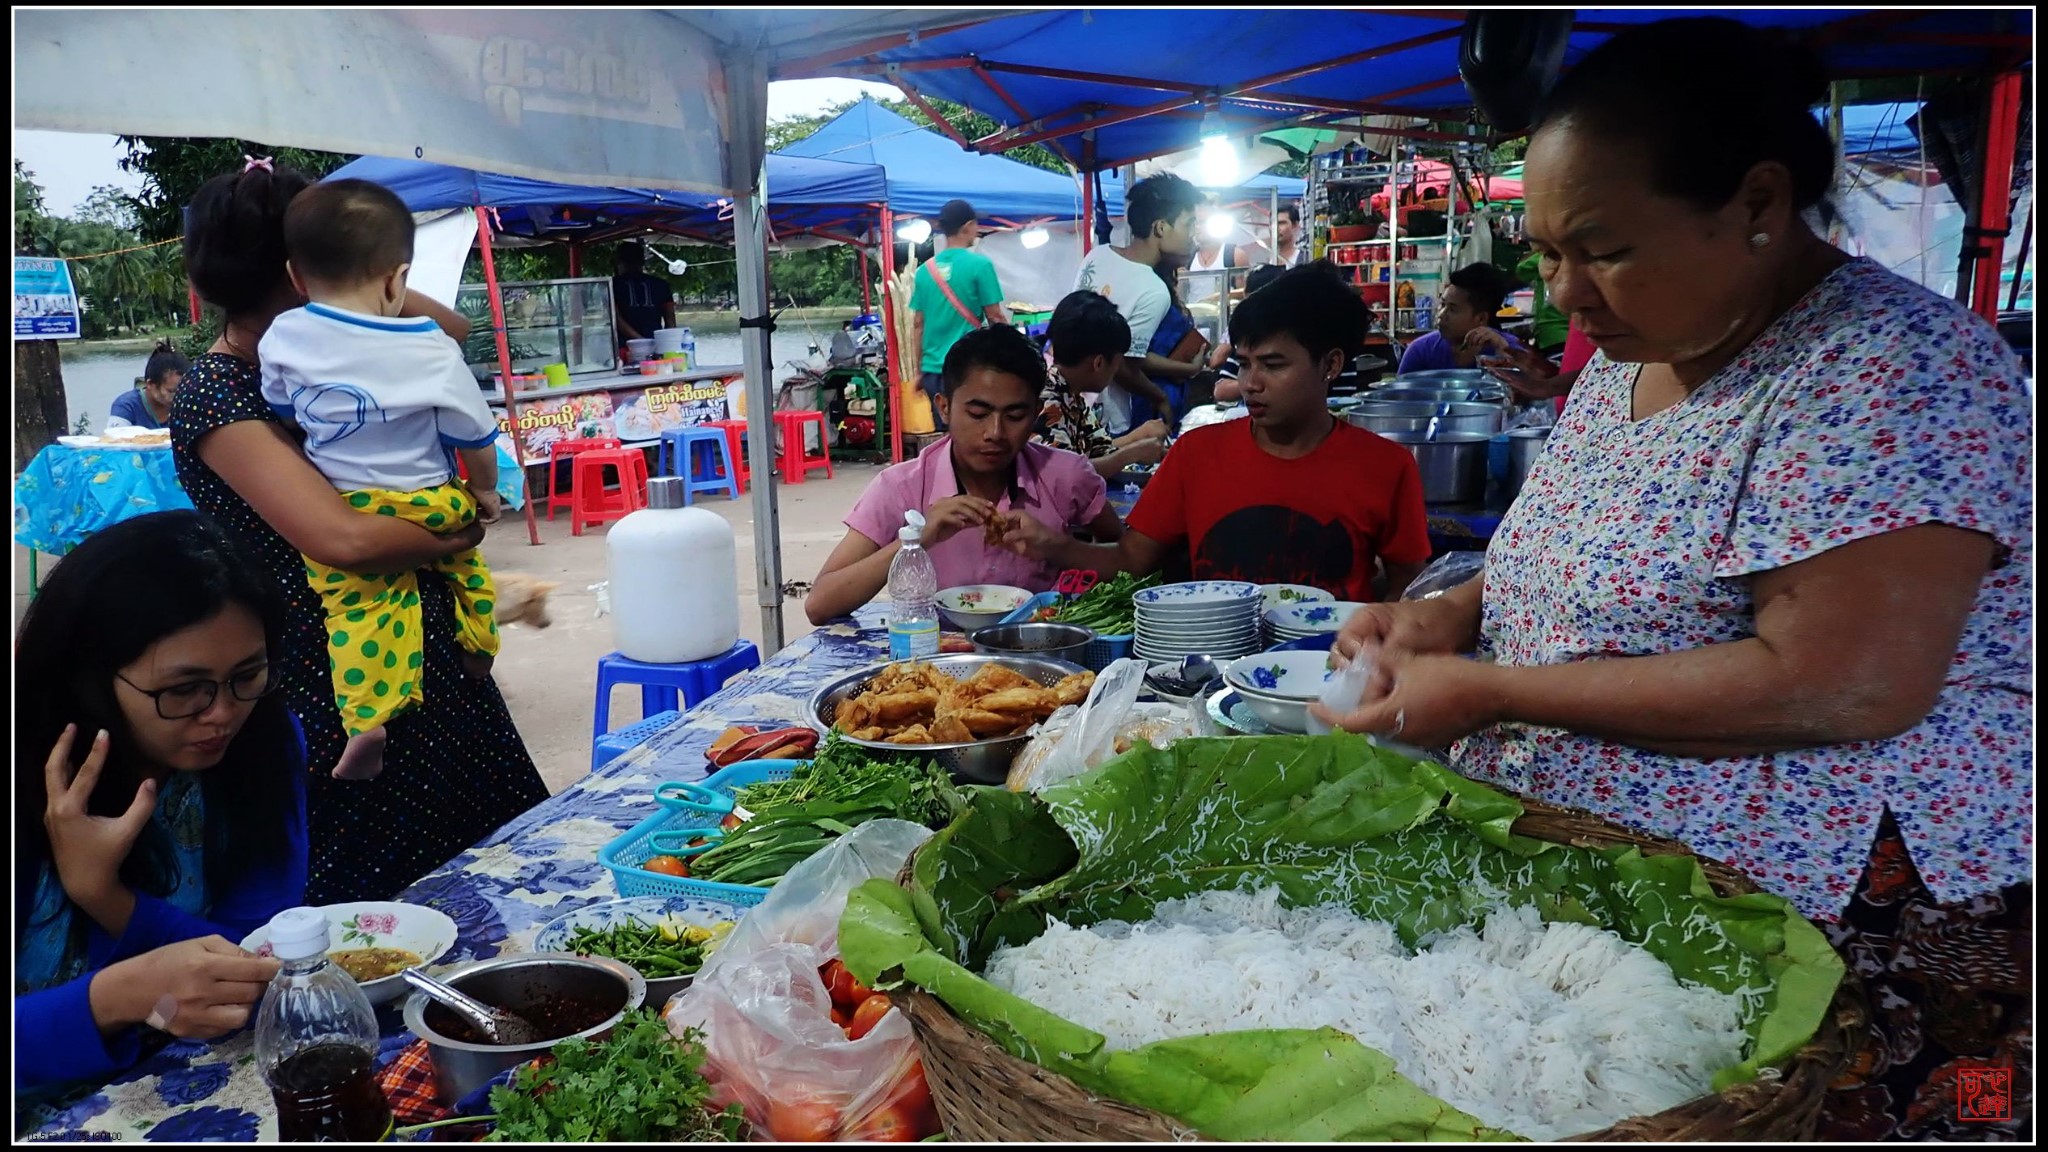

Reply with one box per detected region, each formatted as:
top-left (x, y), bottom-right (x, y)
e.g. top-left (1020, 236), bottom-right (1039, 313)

top-left (909, 199), bottom-right (1008, 430)
top-left (1514, 249), bottom-right (1570, 357)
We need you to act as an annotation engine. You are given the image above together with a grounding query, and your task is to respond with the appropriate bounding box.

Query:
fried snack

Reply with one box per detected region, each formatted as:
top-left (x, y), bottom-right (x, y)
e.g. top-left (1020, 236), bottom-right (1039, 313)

top-left (982, 509), bottom-right (1018, 548)
top-left (1053, 672), bottom-right (1095, 707)
top-left (833, 662), bottom-right (1097, 746)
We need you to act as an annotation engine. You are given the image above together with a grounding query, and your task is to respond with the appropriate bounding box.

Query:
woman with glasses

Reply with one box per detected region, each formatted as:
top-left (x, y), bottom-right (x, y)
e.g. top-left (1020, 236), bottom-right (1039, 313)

top-left (15, 511), bottom-right (304, 1098)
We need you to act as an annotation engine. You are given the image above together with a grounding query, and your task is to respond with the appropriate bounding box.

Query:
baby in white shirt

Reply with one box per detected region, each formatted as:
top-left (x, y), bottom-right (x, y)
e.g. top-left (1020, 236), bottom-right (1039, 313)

top-left (260, 178), bottom-right (504, 782)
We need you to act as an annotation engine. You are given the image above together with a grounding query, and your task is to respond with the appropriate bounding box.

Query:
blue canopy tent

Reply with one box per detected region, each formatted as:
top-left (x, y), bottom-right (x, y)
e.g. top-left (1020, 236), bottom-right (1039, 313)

top-left (326, 152), bottom-right (890, 247)
top-left (324, 151), bottom-right (897, 543)
top-left (774, 95), bottom-right (1120, 225)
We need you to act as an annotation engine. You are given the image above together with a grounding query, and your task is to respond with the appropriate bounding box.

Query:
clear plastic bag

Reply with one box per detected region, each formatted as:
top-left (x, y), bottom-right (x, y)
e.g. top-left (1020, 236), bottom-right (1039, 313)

top-left (1504, 403), bottom-right (1557, 432)
top-left (1401, 552), bottom-right (1486, 602)
top-left (667, 820), bottom-right (933, 1141)
top-left (1304, 655), bottom-right (1374, 737)
top-left (1006, 659), bottom-right (1197, 793)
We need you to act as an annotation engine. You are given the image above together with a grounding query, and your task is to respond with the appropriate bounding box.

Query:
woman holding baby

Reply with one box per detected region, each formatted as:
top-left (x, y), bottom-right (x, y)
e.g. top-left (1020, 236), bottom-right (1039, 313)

top-left (168, 157), bottom-right (547, 904)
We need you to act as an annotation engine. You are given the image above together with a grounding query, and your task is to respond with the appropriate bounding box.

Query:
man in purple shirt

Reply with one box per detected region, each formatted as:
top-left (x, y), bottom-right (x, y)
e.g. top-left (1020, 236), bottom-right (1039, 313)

top-left (1397, 262), bottom-right (1522, 374)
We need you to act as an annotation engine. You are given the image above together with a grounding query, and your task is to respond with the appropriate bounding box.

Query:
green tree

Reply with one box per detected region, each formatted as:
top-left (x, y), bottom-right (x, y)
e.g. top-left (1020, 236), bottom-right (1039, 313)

top-left (115, 136), bottom-right (354, 242)
top-left (77, 184), bottom-right (141, 232)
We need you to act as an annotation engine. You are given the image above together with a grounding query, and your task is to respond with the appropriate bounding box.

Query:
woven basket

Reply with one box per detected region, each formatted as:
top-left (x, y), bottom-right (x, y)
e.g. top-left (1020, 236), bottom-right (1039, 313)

top-left (890, 793), bottom-right (1866, 1143)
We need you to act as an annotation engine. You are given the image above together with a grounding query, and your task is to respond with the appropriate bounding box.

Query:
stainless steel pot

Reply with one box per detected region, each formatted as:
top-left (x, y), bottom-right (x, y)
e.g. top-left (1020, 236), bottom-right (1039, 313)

top-left (1346, 401), bottom-right (1504, 437)
top-left (404, 953), bottom-right (645, 1105)
top-left (1504, 426), bottom-right (1552, 499)
top-left (1390, 368), bottom-right (1494, 388)
top-left (969, 622), bottom-right (1095, 666)
top-left (806, 654), bottom-right (1089, 784)
top-left (1379, 431), bottom-right (1493, 505)
top-left (1365, 384), bottom-right (1510, 405)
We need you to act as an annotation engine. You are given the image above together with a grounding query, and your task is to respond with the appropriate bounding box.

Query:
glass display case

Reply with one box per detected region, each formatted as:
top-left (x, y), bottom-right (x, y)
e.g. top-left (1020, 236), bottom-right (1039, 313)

top-left (456, 276), bottom-right (617, 384)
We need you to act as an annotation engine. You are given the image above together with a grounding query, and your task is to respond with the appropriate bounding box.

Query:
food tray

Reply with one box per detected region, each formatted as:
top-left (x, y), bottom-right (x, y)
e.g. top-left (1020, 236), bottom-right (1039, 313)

top-left (598, 758), bottom-right (807, 905)
top-left (999, 592), bottom-right (1132, 672)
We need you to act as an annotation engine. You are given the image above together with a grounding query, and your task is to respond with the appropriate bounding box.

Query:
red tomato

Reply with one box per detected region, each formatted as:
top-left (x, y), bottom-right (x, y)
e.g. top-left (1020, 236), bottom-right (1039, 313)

top-left (721, 812), bottom-right (744, 831)
top-left (848, 994), bottom-right (893, 1041)
top-left (820, 959), bottom-right (873, 1010)
top-left (844, 1103), bottom-right (921, 1143)
top-left (830, 1005), bottom-right (850, 1028)
top-left (886, 1062), bottom-right (933, 1119)
top-left (641, 855), bottom-right (690, 878)
top-left (765, 1099), bottom-right (841, 1143)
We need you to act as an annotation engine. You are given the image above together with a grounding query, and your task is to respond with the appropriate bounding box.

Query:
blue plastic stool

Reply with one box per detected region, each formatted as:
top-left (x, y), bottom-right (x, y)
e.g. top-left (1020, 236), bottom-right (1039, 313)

top-left (592, 709), bottom-right (683, 773)
top-left (657, 427), bottom-right (741, 503)
top-left (591, 641), bottom-right (763, 748)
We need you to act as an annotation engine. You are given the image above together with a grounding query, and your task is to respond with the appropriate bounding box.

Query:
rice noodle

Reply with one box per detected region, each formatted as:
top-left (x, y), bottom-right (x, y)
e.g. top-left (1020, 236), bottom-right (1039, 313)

top-left (984, 887), bottom-right (1748, 1140)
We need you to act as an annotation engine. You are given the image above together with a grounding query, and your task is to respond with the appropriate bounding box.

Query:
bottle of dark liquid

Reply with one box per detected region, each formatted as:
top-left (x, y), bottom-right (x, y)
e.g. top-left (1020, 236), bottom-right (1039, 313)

top-left (255, 908), bottom-right (394, 1142)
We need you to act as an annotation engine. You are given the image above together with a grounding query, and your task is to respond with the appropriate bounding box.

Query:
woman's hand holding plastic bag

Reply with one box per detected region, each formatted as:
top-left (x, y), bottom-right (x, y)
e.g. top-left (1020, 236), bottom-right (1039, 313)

top-left (667, 819), bottom-right (940, 1141)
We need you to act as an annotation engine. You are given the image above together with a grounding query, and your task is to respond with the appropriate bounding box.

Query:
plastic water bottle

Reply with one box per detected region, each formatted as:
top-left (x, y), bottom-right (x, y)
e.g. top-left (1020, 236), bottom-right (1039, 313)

top-left (887, 511), bottom-right (939, 660)
top-left (679, 327), bottom-right (696, 371)
top-left (254, 908), bottom-right (393, 1142)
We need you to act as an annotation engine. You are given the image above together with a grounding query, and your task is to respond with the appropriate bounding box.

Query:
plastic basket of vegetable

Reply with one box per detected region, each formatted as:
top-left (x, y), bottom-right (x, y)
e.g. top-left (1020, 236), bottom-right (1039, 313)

top-left (601, 740), bottom-right (967, 904)
top-left (840, 734), bottom-right (1864, 1144)
top-left (999, 573), bottom-right (1160, 672)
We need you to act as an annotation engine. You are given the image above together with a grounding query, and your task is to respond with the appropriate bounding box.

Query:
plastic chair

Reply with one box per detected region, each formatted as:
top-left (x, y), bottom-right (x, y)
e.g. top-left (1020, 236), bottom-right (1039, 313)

top-left (569, 448), bottom-right (649, 536)
top-left (703, 419), bottom-right (751, 491)
top-left (591, 642), bottom-right (763, 747)
top-left (591, 709), bottom-right (682, 773)
top-left (773, 410), bottom-right (834, 485)
top-left (545, 437), bottom-right (623, 522)
top-left (657, 427), bottom-right (742, 503)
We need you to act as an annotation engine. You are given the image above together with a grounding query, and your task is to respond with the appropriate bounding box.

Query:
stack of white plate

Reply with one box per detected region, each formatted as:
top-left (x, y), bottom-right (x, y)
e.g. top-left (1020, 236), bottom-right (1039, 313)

top-left (1265, 601), bottom-right (1368, 646)
top-left (1133, 581), bottom-right (1264, 663)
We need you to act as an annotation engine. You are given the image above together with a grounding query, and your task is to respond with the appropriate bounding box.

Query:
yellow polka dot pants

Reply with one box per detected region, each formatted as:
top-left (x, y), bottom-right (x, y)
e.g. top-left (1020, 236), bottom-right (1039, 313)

top-left (305, 482), bottom-right (499, 736)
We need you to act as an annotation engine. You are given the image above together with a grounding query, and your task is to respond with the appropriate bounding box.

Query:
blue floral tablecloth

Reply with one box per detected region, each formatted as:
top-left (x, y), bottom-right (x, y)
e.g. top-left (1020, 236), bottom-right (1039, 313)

top-left (19, 612), bottom-right (890, 1142)
top-left (12, 443), bottom-right (193, 556)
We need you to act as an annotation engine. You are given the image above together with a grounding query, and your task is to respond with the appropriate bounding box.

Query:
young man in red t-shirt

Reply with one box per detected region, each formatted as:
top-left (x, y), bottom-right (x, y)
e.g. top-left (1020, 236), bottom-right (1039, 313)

top-left (1003, 263), bottom-right (1432, 601)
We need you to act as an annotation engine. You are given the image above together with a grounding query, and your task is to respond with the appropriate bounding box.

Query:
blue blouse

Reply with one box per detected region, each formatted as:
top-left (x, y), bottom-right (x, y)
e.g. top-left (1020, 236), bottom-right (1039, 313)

top-left (13, 734), bottom-right (309, 1094)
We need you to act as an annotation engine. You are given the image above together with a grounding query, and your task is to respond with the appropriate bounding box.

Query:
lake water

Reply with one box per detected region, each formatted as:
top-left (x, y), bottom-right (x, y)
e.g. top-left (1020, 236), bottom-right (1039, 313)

top-left (59, 313), bottom-right (854, 435)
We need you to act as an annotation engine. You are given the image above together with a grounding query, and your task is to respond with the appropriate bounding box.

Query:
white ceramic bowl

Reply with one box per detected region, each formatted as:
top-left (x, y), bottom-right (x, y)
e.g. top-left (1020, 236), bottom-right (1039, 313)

top-left (935, 585), bottom-right (1033, 633)
top-left (1265, 601), bottom-right (1368, 636)
top-left (533, 896), bottom-right (743, 1010)
top-left (1222, 651), bottom-right (1338, 733)
top-left (241, 901), bottom-right (458, 1006)
top-left (1260, 584), bottom-right (1334, 613)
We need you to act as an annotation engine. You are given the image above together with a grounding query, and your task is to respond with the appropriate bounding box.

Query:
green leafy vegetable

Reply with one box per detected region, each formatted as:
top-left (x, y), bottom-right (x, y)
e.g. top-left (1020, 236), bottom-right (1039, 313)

top-left (691, 736), bottom-right (966, 888)
top-left (565, 919), bottom-right (723, 978)
top-left (840, 734), bottom-right (1844, 1143)
top-left (1049, 572), bottom-right (1160, 636)
top-left (485, 1011), bottom-right (744, 1142)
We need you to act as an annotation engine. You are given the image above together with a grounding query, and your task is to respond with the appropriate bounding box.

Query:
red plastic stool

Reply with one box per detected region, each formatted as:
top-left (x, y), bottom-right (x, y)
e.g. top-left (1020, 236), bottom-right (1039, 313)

top-left (773, 410), bottom-right (833, 485)
top-left (569, 448), bottom-right (649, 535)
top-left (703, 419), bottom-right (751, 491)
top-left (545, 437), bottom-right (623, 522)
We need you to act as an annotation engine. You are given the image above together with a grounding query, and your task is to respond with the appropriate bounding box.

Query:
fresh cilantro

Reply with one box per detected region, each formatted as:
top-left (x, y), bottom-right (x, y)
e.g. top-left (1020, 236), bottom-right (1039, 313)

top-left (483, 1011), bottom-right (744, 1143)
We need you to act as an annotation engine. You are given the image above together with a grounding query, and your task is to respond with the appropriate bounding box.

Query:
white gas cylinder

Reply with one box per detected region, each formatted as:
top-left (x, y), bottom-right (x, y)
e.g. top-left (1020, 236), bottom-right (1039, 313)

top-left (607, 476), bottom-right (739, 663)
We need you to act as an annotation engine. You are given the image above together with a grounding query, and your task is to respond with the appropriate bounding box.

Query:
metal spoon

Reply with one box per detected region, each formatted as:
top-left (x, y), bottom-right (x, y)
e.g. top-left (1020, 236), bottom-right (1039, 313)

top-left (402, 968), bottom-right (546, 1046)
top-left (1177, 654), bottom-right (1222, 690)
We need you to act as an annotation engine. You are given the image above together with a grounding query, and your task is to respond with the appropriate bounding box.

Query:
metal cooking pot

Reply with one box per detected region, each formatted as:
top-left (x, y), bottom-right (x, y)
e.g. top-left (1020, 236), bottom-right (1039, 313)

top-left (1391, 368), bottom-right (1494, 388)
top-left (1347, 401), bottom-right (1504, 437)
top-left (970, 622), bottom-right (1095, 666)
top-left (1366, 383), bottom-right (1510, 405)
top-left (1504, 426), bottom-right (1552, 499)
top-left (405, 953), bottom-right (645, 1105)
top-left (1379, 430), bottom-right (1492, 505)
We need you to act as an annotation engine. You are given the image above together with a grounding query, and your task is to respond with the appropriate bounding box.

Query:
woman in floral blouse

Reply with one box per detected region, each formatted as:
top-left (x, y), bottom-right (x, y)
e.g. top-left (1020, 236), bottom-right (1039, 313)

top-left (1319, 19), bottom-right (2031, 1140)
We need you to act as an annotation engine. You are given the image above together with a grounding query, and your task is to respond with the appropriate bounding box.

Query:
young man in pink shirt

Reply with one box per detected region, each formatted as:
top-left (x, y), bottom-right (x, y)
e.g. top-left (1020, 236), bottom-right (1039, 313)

top-left (804, 326), bottom-right (1121, 625)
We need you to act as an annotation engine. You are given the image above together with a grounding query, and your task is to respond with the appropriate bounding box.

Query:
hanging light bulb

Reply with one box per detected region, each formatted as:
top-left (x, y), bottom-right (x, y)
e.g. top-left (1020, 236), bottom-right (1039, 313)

top-left (1204, 211), bottom-right (1238, 241)
top-left (1198, 106), bottom-right (1239, 187)
top-left (665, 255), bottom-right (690, 276)
top-left (895, 217), bottom-right (933, 245)
top-left (1020, 227), bottom-right (1050, 250)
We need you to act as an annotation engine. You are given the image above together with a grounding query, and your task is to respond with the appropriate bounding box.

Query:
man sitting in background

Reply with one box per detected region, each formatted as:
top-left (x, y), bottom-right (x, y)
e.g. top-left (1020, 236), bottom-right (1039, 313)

top-left (1038, 289), bottom-right (1171, 481)
top-left (1397, 262), bottom-right (1522, 374)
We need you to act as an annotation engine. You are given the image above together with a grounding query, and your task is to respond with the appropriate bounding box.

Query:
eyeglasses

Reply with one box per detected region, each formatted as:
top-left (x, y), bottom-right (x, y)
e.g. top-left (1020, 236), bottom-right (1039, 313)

top-left (115, 664), bottom-right (276, 720)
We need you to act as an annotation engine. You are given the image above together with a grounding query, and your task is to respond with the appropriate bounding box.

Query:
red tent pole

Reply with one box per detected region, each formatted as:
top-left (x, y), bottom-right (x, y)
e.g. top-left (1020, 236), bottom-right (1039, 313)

top-left (567, 243), bottom-right (582, 278)
top-left (187, 282), bottom-right (202, 326)
top-left (1081, 134), bottom-right (1097, 257)
top-left (475, 206), bottom-right (542, 547)
top-left (860, 246), bottom-right (872, 315)
top-left (880, 205), bottom-right (905, 465)
top-left (1970, 71), bottom-right (2024, 322)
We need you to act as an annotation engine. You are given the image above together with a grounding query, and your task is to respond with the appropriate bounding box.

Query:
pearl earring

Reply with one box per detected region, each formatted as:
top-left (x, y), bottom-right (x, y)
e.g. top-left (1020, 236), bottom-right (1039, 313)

top-left (1749, 232), bottom-right (1771, 249)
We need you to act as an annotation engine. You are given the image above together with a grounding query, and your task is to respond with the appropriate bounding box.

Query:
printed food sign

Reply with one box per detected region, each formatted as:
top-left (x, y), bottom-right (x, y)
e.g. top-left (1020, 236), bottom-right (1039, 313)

top-left (494, 374), bottom-right (740, 461)
top-left (14, 257), bottom-right (81, 339)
